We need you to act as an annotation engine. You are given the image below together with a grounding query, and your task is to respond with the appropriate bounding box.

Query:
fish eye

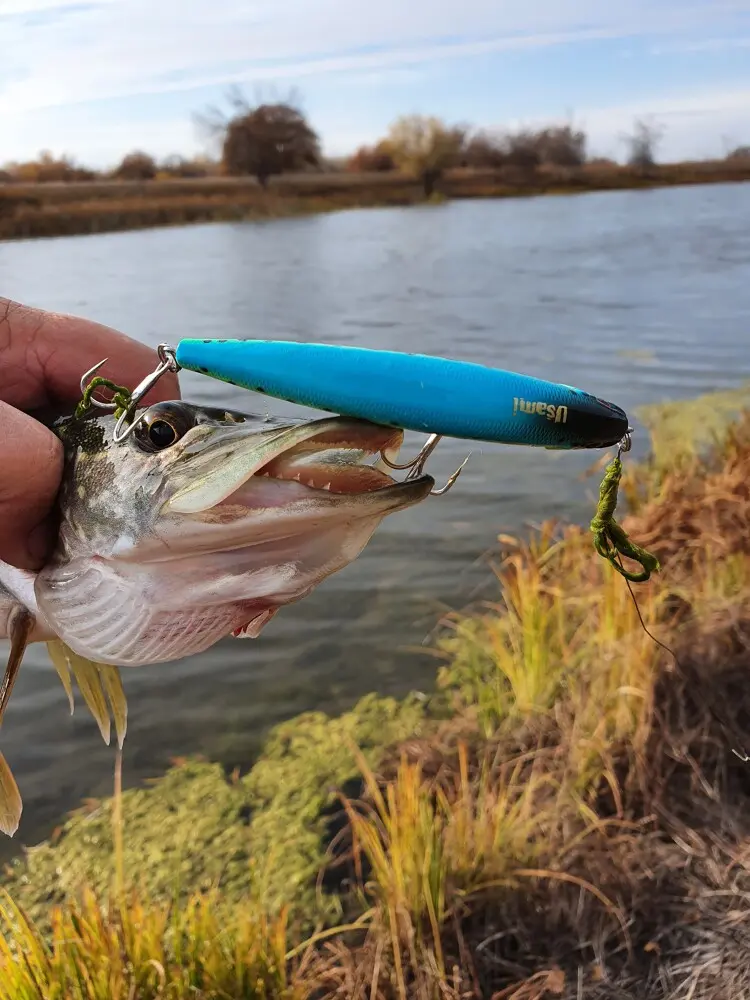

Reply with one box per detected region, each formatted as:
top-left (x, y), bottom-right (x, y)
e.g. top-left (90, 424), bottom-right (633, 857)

top-left (132, 402), bottom-right (196, 453)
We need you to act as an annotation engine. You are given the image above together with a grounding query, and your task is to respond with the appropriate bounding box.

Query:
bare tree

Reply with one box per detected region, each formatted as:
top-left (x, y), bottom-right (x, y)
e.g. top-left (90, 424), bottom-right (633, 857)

top-left (461, 130), bottom-right (507, 169)
top-left (623, 118), bottom-right (665, 170)
top-left (532, 125), bottom-right (587, 167)
top-left (503, 130), bottom-right (543, 173)
top-left (196, 86), bottom-right (321, 186)
top-left (383, 115), bottom-right (465, 196)
top-left (461, 124), bottom-right (588, 174)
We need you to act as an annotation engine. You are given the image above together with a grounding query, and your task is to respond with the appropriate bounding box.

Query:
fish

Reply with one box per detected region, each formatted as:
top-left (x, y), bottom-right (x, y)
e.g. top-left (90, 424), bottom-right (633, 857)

top-left (0, 399), bottom-right (433, 835)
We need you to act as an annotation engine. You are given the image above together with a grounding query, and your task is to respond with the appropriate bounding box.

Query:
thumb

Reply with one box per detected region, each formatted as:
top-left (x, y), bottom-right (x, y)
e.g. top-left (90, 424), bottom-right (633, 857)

top-left (0, 402), bottom-right (63, 570)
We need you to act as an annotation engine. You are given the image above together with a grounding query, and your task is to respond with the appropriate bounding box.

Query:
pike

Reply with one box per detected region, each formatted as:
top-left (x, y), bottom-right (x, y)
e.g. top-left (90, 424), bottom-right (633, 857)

top-left (0, 399), bottom-right (434, 836)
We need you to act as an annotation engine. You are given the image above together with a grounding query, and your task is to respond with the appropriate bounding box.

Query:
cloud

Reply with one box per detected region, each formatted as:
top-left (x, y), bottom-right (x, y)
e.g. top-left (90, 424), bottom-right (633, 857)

top-left (651, 36), bottom-right (750, 54)
top-left (0, 27), bottom-right (637, 116)
top-left (1, 0), bottom-right (747, 115)
top-left (0, 0), bottom-right (108, 14)
top-left (2, 0), bottom-right (750, 164)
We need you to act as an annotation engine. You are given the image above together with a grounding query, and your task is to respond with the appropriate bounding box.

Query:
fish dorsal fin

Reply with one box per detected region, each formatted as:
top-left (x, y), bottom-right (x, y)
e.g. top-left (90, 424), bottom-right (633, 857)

top-left (0, 752), bottom-right (21, 837)
top-left (46, 642), bottom-right (128, 750)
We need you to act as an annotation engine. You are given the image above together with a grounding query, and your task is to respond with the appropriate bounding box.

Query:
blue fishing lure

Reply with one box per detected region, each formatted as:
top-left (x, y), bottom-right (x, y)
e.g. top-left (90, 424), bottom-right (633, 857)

top-left (174, 339), bottom-right (629, 450)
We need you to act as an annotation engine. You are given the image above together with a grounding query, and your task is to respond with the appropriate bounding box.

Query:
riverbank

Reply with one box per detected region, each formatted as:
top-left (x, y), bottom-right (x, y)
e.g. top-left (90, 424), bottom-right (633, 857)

top-left (2, 387), bottom-right (750, 998)
top-left (2, 159), bottom-right (750, 240)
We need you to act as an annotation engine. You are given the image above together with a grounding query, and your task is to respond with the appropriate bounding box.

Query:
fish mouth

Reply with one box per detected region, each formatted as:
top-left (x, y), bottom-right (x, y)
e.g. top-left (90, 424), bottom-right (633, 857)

top-left (166, 416), bottom-right (434, 515)
top-left (254, 423), bottom-right (423, 499)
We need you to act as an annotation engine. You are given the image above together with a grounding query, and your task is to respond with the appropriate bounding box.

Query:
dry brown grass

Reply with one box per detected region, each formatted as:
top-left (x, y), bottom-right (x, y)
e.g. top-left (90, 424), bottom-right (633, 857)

top-left (2, 159), bottom-right (750, 240)
top-left (302, 412), bottom-right (750, 998)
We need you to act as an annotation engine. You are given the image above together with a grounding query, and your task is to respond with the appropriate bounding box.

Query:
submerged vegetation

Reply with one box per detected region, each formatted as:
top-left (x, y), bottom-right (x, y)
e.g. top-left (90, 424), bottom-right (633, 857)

top-left (1, 390), bottom-right (750, 997)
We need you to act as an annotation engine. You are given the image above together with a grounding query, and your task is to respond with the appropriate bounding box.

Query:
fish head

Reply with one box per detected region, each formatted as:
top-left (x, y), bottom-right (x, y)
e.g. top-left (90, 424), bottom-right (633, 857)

top-left (36, 401), bottom-right (432, 665)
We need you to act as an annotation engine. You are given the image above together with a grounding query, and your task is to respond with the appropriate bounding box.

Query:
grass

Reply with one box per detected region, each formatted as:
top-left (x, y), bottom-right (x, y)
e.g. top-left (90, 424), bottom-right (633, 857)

top-left (3, 401), bottom-right (750, 997)
top-left (0, 888), bottom-right (291, 1000)
top-left (2, 159), bottom-right (750, 240)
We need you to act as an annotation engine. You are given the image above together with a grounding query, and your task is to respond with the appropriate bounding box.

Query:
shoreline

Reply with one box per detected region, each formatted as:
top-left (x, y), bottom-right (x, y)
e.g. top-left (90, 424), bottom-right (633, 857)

top-left (2, 161), bottom-right (750, 241)
top-left (3, 390), bottom-right (750, 960)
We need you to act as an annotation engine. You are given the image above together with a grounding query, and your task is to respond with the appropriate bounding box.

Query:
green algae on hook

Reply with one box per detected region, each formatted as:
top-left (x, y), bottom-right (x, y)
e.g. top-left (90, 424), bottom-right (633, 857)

top-left (591, 456), bottom-right (660, 583)
top-left (75, 376), bottom-right (133, 421)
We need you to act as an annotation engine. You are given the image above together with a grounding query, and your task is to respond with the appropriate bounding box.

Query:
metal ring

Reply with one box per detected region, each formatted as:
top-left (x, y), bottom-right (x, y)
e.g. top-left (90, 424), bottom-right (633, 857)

top-left (157, 343), bottom-right (181, 372)
top-left (617, 427), bottom-right (634, 458)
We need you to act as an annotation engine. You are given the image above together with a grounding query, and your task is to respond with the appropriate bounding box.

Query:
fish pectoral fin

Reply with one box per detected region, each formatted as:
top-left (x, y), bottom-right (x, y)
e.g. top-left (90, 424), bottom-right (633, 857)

top-left (0, 606), bottom-right (35, 729)
top-left (98, 664), bottom-right (128, 751)
top-left (0, 752), bottom-right (22, 837)
top-left (45, 642), bottom-right (128, 750)
top-left (231, 608), bottom-right (279, 639)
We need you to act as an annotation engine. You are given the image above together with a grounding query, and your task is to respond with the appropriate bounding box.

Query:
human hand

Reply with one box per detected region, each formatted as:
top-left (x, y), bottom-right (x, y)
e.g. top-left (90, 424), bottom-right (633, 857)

top-left (0, 298), bottom-right (181, 570)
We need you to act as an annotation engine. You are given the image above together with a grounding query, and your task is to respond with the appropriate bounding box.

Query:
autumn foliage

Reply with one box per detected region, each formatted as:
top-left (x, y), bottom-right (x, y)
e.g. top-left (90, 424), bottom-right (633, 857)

top-left (195, 88), bottom-right (321, 186)
top-left (112, 151), bottom-right (157, 181)
top-left (346, 142), bottom-right (395, 172)
top-left (2, 151), bottom-right (96, 183)
top-left (381, 115), bottom-right (465, 195)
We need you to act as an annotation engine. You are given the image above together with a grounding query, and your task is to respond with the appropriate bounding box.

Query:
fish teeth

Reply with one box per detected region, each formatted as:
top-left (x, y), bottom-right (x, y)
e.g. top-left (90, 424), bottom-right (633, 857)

top-left (293, 473), bottom-right (301, 482)
top-left (322, 482), bottom-right (332, 491)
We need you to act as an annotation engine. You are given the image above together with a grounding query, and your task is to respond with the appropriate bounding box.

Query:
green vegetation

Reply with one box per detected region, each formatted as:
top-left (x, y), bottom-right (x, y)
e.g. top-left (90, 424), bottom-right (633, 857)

top-left (2, 695), bottom-right (425, 935)
top-left (2, 390), bottom-right (750, 997)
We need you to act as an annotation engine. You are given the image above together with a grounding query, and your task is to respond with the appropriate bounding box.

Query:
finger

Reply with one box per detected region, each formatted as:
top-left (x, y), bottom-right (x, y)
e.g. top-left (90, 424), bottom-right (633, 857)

top-left (0, 402), bottom-right (63, 570)
top-left (0, 298), bottom-right (181, 410)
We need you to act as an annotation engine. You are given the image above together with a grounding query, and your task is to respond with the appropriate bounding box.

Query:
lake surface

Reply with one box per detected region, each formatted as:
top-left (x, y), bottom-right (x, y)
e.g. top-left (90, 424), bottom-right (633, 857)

top-left (1, 182), bottom-right (749, 854)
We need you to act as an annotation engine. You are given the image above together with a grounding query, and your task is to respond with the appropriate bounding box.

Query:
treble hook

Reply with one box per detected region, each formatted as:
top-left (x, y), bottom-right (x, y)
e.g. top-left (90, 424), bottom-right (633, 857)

top-left (78, 358), bottom-right (116, 409)
top-left (431, 453), bottom-right (471, 495)
top-left (111, 344), bottom-right (181, 443)
top-left (381, 433), bottom-right (441, 473)
top-left (380, 432), bottom-right (470, 497)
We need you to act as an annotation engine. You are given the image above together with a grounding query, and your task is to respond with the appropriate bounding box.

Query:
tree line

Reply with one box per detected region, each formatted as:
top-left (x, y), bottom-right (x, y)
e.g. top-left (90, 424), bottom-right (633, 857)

top-left (3, 89), bottom-right (749, 190)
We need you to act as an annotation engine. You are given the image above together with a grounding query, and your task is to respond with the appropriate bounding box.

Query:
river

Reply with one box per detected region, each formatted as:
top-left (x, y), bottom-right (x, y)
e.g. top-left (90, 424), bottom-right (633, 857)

top-left (1, 181), bottom-right (749, 853)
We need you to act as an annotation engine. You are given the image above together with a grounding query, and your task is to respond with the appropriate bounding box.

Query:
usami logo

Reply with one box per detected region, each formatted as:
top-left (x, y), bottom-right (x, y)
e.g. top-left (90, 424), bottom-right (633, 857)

top-left (512, 398), bottom-right (569, 423)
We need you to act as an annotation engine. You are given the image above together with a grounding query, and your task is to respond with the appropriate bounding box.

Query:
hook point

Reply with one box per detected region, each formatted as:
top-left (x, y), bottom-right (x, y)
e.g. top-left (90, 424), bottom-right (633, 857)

top-left (430, 451), bottom-right (471, 497)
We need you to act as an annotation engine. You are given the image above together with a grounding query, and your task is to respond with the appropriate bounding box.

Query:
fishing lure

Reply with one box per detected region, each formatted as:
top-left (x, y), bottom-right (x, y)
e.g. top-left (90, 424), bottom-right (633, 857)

top-left (79, 340), bottom-right (658, 582)
top-left (172, 339), bottom-right (630, 451)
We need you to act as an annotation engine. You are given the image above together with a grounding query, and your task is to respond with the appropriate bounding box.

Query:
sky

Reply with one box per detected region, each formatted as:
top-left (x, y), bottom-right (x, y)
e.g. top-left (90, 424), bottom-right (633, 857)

top-left (2, 0), bottom-right (750, 168)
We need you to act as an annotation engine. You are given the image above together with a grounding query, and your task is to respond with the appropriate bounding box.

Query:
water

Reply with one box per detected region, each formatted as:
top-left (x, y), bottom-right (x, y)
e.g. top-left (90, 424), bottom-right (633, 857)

top-left (1, 182), bottom-right (749, 855)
